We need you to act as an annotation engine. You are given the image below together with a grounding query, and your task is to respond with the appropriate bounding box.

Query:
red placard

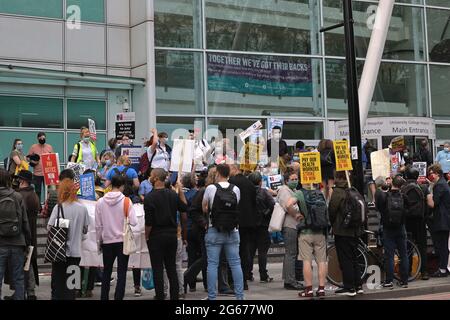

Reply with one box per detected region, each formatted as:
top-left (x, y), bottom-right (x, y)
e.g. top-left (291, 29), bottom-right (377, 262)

top-left (42, 153), bottom-right (60, 186)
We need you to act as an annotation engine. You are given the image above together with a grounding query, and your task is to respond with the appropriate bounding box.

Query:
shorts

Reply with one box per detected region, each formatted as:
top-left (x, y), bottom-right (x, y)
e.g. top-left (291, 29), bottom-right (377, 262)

top-left (298, 233), bottom-right (327, 263)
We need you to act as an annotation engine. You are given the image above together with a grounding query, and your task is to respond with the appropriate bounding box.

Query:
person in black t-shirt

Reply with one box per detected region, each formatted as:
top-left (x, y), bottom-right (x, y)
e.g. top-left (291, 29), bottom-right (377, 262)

top-left (144, 168), bottom-right (187, 300)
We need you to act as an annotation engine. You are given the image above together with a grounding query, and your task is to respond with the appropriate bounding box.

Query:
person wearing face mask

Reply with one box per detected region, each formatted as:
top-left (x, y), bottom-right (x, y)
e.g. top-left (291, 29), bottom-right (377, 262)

top-left (8, 139), bottom-right (29, 190)
top-left (414, 139), bottom-right (433, 167)
top-left (148, 129), bottom-right (172, 172)
top-left (267, 126), bottom-right (289, 164)
top-left (70, 127), bottom-right (100, 170)
top-left (115, 135), bottom-right (132, 160)
top-left (98, 151), bottom-right (115, 186)
top-left (426, 164), bottom-right (450, 277)
top-left (435, 142), bottom-right (450, 181)
top-left (27, 132), bottom-right (54, 201)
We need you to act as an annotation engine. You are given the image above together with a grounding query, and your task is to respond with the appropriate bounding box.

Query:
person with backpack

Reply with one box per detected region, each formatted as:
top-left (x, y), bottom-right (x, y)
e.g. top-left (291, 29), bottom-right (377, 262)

top-left (426, 164), bottom-right (450, 277)
top-left (248, 171), bottom-right (275, 283)
top-left (148, 129), bottom-right (172, 172)
top-left (297, 182), bottom-right (328, 298)
top-left (229, 164), bottom-right (257, 289)
top-left (105, 155), bottom-right (140, 202)
top-left (329, 171), bottom-right (366, 296)
top-left (376, 175), bottom-right (409, 288)
top-left (70, 127), bottom-right (100, 170)
top-left (402, 166), bottom-right (430, 280)
top-left (318, 139), bottom-right (336, 201)
top-left (202, 164), bottom-right (244, 300)
top-left (96, 175), bottom-right (138, 300)
top-left (144, 168), bottom-right (187, 300)
top-left (277, 169), bottom-right (305, 291)
top-left (0, 168), bottom-right (31, 300)
top-left (48, 178), bottom-right (89, 300)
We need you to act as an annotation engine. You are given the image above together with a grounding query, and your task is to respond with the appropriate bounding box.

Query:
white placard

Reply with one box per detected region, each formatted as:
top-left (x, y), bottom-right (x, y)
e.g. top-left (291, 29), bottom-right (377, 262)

top-left (370, 148), bottom-right (391, 179)
top-left (268, 119), bottom-right (284, 139)
top-left (170, 139), bottom-right (195, 173)
top-left (116, 112), bottom-right (136, 122)
top-left (412, 162), bottom-right (427, 177)
top-left (239, 121), bottom-right (263, 142)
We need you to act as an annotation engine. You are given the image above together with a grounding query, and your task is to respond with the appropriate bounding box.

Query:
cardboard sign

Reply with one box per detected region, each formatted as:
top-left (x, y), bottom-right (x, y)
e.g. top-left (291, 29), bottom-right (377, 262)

top-left (170, 139), bottom-right (195, 173)
top-left (412, 162), bottom-right (427, 178)
top-left (370, 149), bottom-right (391, 179)
top-left (267, 174), bottom-right (283, 190)
top-left (42, 153), bottom-right (60, 186)
top-left (66, 162), bottom-right (86, 187)
top-left (88, 119), bottom-right (97, 141)
top-left (116, 112), bottom-right (136, 139)
top-left (239, 121), bottom-right (263, 142)
top-left (121, 146), bottom-right (142, 172)
top-left (333, 140), bottom-right (353, 171)
top-left (390, 136), bottom-right (405, 152)
top-left (268, 119), bottom-right (284, 139)
top-left (79, 172), bottom-right (96, 201)
top-left (299, 152), bottom-right (322, 184)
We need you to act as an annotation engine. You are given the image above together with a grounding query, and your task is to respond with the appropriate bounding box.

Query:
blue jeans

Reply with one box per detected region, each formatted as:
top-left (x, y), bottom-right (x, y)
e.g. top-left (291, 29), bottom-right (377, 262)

top-left (205, 227), bottom-right (244, 300)
top-left (383, 226), bottom-right (409, 283)
top-left (0, 246), bottom-right (25, 300)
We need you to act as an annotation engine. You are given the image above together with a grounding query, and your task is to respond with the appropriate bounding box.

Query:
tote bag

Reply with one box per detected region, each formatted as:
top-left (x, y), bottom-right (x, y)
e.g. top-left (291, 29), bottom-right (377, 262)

top-left (123, 197), bottom-right (137, 255)
top-left (44, 204), bottom-right (68, 263)
top-left (268, 203), bottom-right (286, 233)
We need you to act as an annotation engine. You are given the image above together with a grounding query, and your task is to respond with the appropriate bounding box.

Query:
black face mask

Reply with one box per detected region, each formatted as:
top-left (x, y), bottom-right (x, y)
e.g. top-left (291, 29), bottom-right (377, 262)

top-left (39, 139), bottom-right (46, 145)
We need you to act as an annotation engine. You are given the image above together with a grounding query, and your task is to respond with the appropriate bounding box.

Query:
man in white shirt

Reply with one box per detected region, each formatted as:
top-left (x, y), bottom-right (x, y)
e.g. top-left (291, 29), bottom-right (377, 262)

top-left (201, 164), bottom-right (244, 300)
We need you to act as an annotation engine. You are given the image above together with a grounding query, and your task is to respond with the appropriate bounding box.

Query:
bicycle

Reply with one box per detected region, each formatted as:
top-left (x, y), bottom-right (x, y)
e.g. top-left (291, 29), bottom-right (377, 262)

top-left (327, 230), bottom-right (422, 288)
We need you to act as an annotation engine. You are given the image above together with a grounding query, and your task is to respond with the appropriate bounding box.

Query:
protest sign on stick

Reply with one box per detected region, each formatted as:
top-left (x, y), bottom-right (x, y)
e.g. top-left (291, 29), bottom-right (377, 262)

top-left (299, 152), bottom-right (322, 185)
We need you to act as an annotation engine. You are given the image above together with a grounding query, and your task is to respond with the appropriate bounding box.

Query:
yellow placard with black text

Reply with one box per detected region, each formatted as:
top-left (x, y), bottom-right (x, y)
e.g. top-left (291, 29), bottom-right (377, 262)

top-left (333, 140), bottom-right (353, 172)
top-left (299, 152), bottom-right (322, 184)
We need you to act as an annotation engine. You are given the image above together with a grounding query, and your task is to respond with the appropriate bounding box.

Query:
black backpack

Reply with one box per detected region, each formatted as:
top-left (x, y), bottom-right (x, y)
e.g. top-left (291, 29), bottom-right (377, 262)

top-left (342, 187), bottom-right (368, 229)
top-left (301, 189), bottom-right (329, 231)
top-left (255, 187), bottom-right (273, 226)
top-left (0, 192), bottom-right (21, 237)
top-left (401, 183), bottom-right (425, 219)
top-left (211, 183), bottom-right (239, 232)
top-left (385, 192), bottom-right (405, 228)
top-left (113, 167), bottom-right (135, 197)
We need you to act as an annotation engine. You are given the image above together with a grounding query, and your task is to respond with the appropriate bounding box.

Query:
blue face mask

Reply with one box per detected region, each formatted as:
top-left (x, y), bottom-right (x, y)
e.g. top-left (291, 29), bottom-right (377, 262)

top-left (105, 160), bottom-right (112, 166)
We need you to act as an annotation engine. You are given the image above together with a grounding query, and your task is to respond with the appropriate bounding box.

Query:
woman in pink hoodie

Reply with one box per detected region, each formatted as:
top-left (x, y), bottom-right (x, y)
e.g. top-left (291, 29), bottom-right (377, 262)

top-left (95, 175), bottom-right (137, 300)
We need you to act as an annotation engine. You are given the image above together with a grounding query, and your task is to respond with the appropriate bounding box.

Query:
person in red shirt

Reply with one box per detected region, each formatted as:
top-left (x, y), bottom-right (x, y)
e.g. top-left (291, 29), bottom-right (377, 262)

top-left (28, 132), bottom-right (54, 201)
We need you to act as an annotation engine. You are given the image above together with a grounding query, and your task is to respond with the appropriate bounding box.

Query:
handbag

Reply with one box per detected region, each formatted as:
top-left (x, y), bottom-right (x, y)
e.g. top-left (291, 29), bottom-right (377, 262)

top-left (268, 202), bottom-right (286, 233)
top-left (123, 197), bottom-right (137, 255)
top-left (142, 268), bottom-right (155, 290)
top-left (44, 204), bottom-right (68, 263)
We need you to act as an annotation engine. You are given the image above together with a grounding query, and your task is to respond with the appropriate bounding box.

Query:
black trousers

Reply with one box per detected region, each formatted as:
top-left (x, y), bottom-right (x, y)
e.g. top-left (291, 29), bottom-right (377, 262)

top-left (148, 231), bottom-right (179, 300)
top-left (101, 242), bottom-right (129, 300)
top-left (32, 175), bottom-right (44, 201)
top-left (184, 229), bottom-right (207, 290)
top-left (80, 266), bottom-right (96, 291)
top-left (250, 226), bottom-right (271, 280)
top-left (432, 230), bottom-right (450, 270)
top-left (133, 268), bottom-right (141, 287)
top-left (51, 257), bottom-right (81, 300)
top-left (239, 227), bottom-right (257, 281)
top-left (405, 218), bottom-right (428, 273)
top-left (335, 235), bottom-right (362, 290)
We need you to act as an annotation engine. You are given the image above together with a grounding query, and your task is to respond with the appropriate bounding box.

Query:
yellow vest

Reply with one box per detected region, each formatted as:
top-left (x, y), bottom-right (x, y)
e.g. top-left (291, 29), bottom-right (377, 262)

top-left (75, 141), bottom-right (97, 163)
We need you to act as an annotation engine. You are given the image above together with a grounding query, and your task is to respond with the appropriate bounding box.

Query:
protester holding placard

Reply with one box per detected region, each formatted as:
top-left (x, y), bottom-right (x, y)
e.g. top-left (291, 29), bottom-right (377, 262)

top-left (114, 134), bottom-right (131, 160)
top-left (28, 132), bottom-right (54, 200)
top-left (414, 139), bottom-right (433, 167)
top-left (318, 139), bottom-right (336, 201)
top-left (267, 126), bottom-right (289, 163)
top-left (70, 127), bottom-right (100, 171)
top-left (148, 129), bottom-right (172, 172)
top-left (388, 143), bottom-right (405, 177)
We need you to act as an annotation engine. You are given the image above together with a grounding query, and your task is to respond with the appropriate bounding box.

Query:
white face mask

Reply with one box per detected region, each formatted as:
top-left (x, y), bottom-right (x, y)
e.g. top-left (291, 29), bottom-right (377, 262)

top-left (445, 148), bottom-right (450, 153)
top-left (273, 133), bottom-right (281, 140)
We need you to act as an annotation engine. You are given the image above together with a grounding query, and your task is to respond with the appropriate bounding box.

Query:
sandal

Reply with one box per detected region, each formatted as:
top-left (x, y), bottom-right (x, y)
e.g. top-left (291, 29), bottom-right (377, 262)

top-left (298, 288), bottom-right (314, 298)
top-left (316, 288), bottom-right (325, 297)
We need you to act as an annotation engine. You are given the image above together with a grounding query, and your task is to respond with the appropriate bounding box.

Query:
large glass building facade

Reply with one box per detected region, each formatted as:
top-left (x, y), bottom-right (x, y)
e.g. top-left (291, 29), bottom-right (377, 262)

top-left (154, 0), bottom-right (450, 146)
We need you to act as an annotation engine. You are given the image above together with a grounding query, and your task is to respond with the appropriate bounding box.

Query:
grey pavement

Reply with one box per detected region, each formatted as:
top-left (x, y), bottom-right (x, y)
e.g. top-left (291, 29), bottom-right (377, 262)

top-left (3, 262), bottom-right (450, 300)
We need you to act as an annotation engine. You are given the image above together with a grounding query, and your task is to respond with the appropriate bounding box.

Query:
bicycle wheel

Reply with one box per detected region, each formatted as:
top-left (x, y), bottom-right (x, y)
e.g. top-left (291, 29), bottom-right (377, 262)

top-left (393, 239), bottom-right (422, 282)
top-left (326, 244), bottom-right (368, 288)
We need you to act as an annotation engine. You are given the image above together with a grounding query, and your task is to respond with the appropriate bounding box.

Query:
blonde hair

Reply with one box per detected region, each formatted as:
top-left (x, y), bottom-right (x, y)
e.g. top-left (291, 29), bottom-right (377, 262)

top-left (80, 126), bottom-right (89, 138)
top-left (206, 167), bottom-right (217, 186)
top-left (117, 155), bottom-right (131, 167)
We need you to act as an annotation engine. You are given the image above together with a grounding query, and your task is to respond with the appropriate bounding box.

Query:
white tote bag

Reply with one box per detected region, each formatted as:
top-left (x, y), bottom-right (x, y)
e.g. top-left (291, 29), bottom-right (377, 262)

top-left (123, 197), bottom-right (137, 255)
top-left (268, 202), bottom-right (286, 233)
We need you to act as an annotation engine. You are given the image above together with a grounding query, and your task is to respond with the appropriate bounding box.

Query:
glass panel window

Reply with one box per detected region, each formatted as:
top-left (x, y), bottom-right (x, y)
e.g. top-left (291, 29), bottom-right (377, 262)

top-left (67, 99), bottom-right (106, 130)
top-left (0, 131), bottom-right (64, 165)
top-left (430, 65), bottom-right (450, 120)
top-left (206, 0), bottom-right (321, 55)
top-left (281, 121), bottom-right (323, 140)
top-left (427, 8), bottom-right (450, 63)
top-left (156, 117), bottom-right (205, 143)
top-left (154, 0), bottom-right (202, 48)
top-left (427, 1), bottom-right (450, 8)
top-left (326, 59), bottom-right (428, 118)
top-left (323, 1), bottom-right (425, 61)
top-left (156, 50), bottom-right (204, 115)
top-left (67, 0), bottom-right (104, 23)
top-left (436, 125), bottom-right (450, 140)
top-left (0, 0), bottom-right (63, 19)
top-left (207, 53), bottom-right (323, 117)
top-left (67, 132), bottom-right (106, 162)
top-left (0, 96), bottom-right (63, 128)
